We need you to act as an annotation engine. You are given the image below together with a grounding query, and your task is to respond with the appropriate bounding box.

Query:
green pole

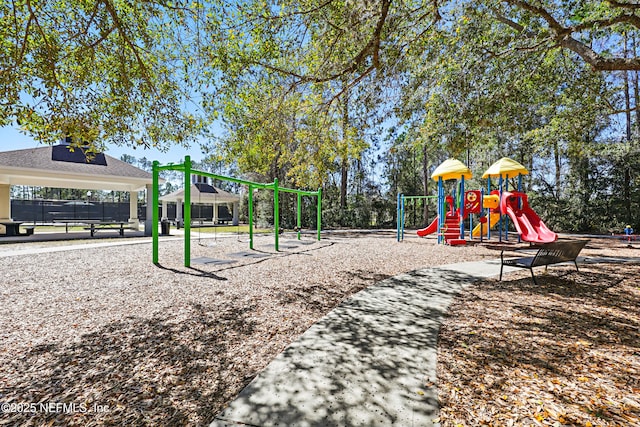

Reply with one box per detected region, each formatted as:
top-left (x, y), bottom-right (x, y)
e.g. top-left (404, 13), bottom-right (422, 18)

top-left (248, 184), bottom-right (254, 250)
top-left (297, 192), bottom-right (302, 240)
top-left (317, 187), bottom-right (322, 241)
top-left (152, 161), bottom-right (159, 264)
top-left (273, 178), bottom-right (279, 251)
top-left (184, 156), bottom-right (191, 267)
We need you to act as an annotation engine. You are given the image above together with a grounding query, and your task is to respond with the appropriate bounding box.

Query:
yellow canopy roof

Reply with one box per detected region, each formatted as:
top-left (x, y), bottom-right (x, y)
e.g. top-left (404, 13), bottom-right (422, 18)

top-left (431, 158), bottom-right (473, 181)
top-left (482, 157), bottom-right (529, 179)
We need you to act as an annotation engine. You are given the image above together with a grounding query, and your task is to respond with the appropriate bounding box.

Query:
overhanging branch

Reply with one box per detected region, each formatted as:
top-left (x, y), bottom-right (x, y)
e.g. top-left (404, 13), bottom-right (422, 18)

top-left (252, 0), bottom-right (391, 87)
top-left (560, 36), bottom-right (640, 70)
top-left (502, 0), bottom-right (640, 70)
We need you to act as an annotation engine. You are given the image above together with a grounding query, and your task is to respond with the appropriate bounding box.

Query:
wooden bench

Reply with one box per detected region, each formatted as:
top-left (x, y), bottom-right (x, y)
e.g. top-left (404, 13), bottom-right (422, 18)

top-left (500, 239), bottom-right (589, 285)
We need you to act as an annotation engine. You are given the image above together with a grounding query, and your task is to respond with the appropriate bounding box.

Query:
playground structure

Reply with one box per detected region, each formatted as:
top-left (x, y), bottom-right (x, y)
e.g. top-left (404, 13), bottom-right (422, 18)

top-left (397, 159), bottom-right (472, 244)
top-left (152, 156), bottom-right (321, 267)
top-left (398, 157), bottom-right (558, 245)
top-left (431, 158), bottom-right (472, 245)
top-left (480, 157), bottom-right (557, 244)
top-left (499, 190), bottom-right (557, 243)
top-left (395, 193), bottom-right (437, 242)
top-left (470, 192), bottom-right (500, 237)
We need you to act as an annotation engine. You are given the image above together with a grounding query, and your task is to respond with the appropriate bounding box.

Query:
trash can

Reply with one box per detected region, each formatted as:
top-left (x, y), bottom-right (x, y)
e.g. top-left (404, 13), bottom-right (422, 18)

top-left (161, 219), bottom-right (170, 235)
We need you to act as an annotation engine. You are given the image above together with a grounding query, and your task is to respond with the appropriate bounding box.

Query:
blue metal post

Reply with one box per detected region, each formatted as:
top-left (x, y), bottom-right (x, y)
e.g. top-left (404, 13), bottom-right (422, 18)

top-left (518, 174), bottom-right (522, 192)
top-left (479, 188), bottom-right (484, 243)
top-left (517, 174), bottom-right (523, 243)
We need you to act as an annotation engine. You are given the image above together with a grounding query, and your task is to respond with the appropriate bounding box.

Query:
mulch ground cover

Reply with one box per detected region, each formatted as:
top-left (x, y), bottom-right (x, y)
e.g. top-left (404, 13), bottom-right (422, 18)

top-left (438, 241), bottom-right (640, 427)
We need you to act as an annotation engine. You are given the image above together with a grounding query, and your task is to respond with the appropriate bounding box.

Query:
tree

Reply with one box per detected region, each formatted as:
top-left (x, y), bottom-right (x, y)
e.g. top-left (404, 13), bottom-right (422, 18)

top-left (204, 74), bottom-right (335, 187)
top-left (0, 0), bottom-right (208, 152)
top-left (4, 0), bottom-right (640, 155)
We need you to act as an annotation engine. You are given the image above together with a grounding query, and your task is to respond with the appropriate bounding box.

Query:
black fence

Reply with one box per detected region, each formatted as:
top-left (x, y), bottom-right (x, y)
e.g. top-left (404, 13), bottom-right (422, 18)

top-left (10, 200), bottom-right (234, 224)
top-left (11, 200), bottom-right (146, 223)
top-left (161, 205), bottom-right (233, 222)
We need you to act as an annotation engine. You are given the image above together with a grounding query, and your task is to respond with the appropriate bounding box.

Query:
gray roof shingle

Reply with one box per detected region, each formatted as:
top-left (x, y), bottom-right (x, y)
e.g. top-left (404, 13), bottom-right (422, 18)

top-left (0, 145), bottom-right (153, 179)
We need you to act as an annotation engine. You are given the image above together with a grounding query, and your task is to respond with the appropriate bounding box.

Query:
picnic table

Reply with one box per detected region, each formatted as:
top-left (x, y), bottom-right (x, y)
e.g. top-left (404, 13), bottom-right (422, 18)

top-left (0, 221), bottom-right (34, 237)
top-left (52, 219), bottom-right (133, 236)
top-left (83, 221), bottom-right (133, 237)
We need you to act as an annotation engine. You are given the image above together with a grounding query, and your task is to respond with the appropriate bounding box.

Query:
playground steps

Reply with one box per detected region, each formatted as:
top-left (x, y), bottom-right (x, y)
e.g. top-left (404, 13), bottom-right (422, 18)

top-left (447, 239), bottom-right (467, 246)
top-left (442, 215), bottom-right (464, 244)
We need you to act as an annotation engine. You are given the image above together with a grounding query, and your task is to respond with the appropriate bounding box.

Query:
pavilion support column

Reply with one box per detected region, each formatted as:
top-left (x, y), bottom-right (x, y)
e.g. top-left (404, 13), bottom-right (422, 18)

top-left (213, 202), bottom-right (218, 224)
top-left (128, 191), bottom-right (140, 229)
top-left (144, 184), bottom-right (153, 236)
top-left (232, 202), bottom-right (239, 226)
top-left (161, 200), bottom-right (168, 220)
top-left (0, 184), bottom-right (11, 221)
top-left (176, 198), bottom-right (183, 227)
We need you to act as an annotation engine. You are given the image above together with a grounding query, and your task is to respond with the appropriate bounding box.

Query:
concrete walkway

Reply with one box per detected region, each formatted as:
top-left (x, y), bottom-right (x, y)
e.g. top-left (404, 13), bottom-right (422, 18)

top-left (211, 259), bottom-right (514, 427)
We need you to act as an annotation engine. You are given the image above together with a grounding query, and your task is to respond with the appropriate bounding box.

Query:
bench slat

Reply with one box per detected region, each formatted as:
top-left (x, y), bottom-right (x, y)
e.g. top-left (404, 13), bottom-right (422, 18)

top-left (502, 257), bottom-right (536, 268)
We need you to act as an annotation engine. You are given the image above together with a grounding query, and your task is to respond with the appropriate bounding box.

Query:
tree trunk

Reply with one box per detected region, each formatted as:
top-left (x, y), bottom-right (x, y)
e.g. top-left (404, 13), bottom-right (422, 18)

top-left (340, 82), bottom-right (349, 209)
top-left (340, 158), bottom-right (348, 209)
top-left (579, 134), bottom-right (591, 231)
top-left (354, 158), bottom-right (363, 196)
top-left (633, 33), bottom-right (640, 139)
top-left (422, 143), bottom-right (430, 223)
top-left (554, 141), bottom-right (561, 199)
top-left (624, 33), bottom-right (632, 222)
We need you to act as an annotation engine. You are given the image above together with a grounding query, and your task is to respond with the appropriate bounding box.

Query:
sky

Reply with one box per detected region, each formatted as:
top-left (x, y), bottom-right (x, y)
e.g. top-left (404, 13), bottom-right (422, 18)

top-left (0, 125), bottom-right (206, 164)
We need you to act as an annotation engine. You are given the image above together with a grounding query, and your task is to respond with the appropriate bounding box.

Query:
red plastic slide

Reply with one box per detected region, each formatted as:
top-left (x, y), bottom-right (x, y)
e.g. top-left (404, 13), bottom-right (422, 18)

top-left (416, 217), bottom-right (438, 237)
top-left (417, 195), bottom-right (455, 237)
top-left (500, 191), bottom-right (557, 243)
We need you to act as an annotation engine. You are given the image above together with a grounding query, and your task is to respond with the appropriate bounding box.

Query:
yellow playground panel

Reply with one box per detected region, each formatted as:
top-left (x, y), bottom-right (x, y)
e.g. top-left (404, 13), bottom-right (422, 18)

top-left (471, 194), bottom-right (501, 237)
top-left (483, 194), bottom-right (499, 210)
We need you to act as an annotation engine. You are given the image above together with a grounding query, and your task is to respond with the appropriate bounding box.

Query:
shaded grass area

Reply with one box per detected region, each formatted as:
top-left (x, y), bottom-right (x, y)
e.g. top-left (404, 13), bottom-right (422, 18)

top-left (438, 262), bottom-right (640, 426)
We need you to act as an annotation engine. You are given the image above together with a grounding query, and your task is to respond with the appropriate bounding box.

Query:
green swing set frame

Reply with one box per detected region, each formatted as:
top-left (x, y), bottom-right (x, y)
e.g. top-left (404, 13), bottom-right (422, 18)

top-left (152, 156), bottom-right (322, 267)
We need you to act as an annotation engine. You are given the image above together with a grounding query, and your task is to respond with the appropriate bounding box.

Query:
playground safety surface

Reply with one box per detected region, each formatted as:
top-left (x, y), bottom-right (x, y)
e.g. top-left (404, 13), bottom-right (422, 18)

top-left (211, 239), bottom-right (640, 427)
top-left (211, 259), bottom-right (515, 427)
top-left (0, 232), bottom-right (637, 426)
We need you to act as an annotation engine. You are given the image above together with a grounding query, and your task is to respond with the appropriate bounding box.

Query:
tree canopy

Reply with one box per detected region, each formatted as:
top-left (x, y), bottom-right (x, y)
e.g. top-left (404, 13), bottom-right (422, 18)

top-left (1, 0), bottom-right (639, 230)
top-left (3, 0), bottom-right (640, 149)
top-left (0, 0), bottom-right (208, 152)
